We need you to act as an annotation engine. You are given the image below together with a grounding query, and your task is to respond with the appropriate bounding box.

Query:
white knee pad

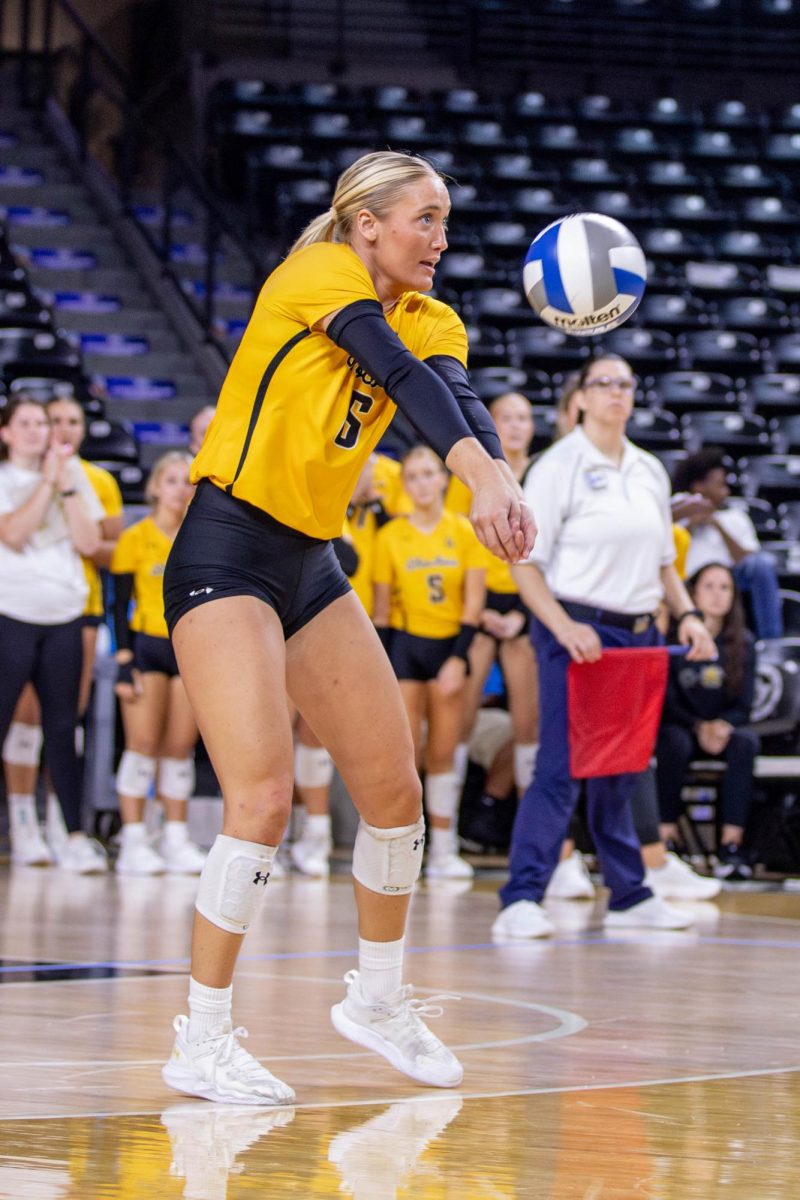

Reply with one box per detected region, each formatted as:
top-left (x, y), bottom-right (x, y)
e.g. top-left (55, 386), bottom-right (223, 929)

top-left (116, 750), bottom-right (157, 798)
top-left (424, 772), bottom-right (460, 821)
top-left (514, 742), bottom-right (539, 792)
top-left (158, 756), bottom-right (196, 802)
top-left (294, 742), bottom-right (334, 789)
top-left (2, 722), bottom-right (43, 768)
top-left (195, 834), bottom-right (277, 934)
top-left (352, 817), bottom-right (425, 895)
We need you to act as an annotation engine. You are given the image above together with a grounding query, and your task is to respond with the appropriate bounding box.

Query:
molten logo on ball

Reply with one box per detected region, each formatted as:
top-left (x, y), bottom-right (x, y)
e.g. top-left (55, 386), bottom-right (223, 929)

top-left (523, 212), bottom-right (647, 337)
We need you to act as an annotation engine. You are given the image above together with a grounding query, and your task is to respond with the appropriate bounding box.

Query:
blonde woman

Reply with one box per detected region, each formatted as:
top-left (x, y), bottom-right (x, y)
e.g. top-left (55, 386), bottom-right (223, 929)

top-left (159, 149), bottom-right (535, 1105)
top-left (111, 452), bottom-right (205, 876)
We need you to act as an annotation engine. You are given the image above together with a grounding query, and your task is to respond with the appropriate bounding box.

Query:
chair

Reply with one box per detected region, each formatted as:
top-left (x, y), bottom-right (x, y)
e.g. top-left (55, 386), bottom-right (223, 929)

top-left (510, 187), bottom-right (574, 221)
top-left (765, 265), bottom-right (800, 296)
top-left (437, 88), bottom-right (498, 120)
top-left (565, 157), bottom-right (626, 190)
top-left (742, 196), bottom-right (800, 226)
top-left (681, 411), bottom-right (771, 455)
top-left (749, 638), bottom-right (800, 738)
top-left (684, 261), bottom-right (762, 296)
top-left (650, 371), bottom-right (740, 412)
top-left (777, 499), bottom-right (800, 538)
top-left (771, 414), bottom-right (800, 453)
top-left (652, 447), bottom-right (688, 476)
top-left (80, 418), bottom-right (139, 464)
top-left (507, 326), bottom-right (590, 371)
top-left (681, 330), bottom-right (761, 371)
top-left (778, 590), bottom-right (800, 636)
top-left (718, 296), bottom-right (792, 331)
top-left (662, 194), bottom-right (731, 224)
top-left (716, 162), bottom-right (781, 195)
top-left (382, 115), bottom-right (440, 150)
top-left (588, 189), bottom-right (654, 222)
top-left (641, 159), bottom-right (704, 192)
top-left (0, 286), bottom-right (51, 329)
top-left (481, 221), bottom-right (531, 262)
top-left (470, 365), bottom-right (531, 402)
top-left (715, 231), bottom-right (789, 265)
top-left (531, 124), bottom-right (598, 156)
top-left (645, 96), bottom-right (700, 128)
top-left (743, 456), bottom-right (800, 503)
top-left (775, 101), bottom-right (800, 130)
top-left (462, 324), bottom-right (506, 368)
top-left (626, 408), bottom-right (682, 450)
top-left (690, 129), bottom-right (754, 161)
top-left (0, 327), bottom-right (80, 381)
top-left (771, 335), bottom-right (800, 370)
top-left (462, 288), bottom-right (530, 331)
top-left (488, 154), bottom-right (559, 191)
top-left (640, 227), bottom-right (712, 261)
top-left (597, 327), bottom-right (678, 367)
top-left (574, 94), bottom-right (639, 126)
top-left (93, 461), bottom-right (146, 504)
top-left (726, 495), bottom-right (781, 538)
top-left (764, 133), bottom-right (800, 163)
top-left (747, 373), bottom-right (800, 412)
top-left (530, 403), bottom-right (559, 450)
top-left (760, 542), bottom-right (800, 588)
top-left (613, 126), bottom-right (674, 158)
top-left (638, 293), bottom-right (711, 331)
top-left (434, 252), bottom-right (495, 294)
top-left (706, 99), bottom-right (765, 131)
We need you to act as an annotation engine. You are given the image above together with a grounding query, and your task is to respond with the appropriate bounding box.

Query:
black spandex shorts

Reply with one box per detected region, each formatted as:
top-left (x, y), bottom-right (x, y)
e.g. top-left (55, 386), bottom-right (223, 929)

top-left (133, 632), bottom-right (179, 677)
top-left (163, 479), bottom-right (352, 639)
top-left (388, 629), bottom-right (458, 682)
top-left (481, 590), bottom-right (531, 642)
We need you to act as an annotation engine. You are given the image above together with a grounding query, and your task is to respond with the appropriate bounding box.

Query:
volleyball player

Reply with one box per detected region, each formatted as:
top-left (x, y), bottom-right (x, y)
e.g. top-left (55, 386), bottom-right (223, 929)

top-left (159, 150), bottom-right (534, 1105)
top-left (111, 452), bottom-right (206, 875)
top-left (373, 445), bottom-right (486, 879)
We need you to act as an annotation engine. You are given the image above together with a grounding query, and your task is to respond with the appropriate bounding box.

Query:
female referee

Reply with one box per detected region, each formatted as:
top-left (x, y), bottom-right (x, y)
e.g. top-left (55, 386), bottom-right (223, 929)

top-left (160, 150), bottom-right (535, 1105)
top-left (373, 445), bottom-right (486, 880)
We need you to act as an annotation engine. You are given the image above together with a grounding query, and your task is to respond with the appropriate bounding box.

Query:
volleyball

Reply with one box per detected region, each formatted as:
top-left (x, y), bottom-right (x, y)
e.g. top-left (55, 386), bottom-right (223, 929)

top-left (522, 212), bottom-right (647, 337)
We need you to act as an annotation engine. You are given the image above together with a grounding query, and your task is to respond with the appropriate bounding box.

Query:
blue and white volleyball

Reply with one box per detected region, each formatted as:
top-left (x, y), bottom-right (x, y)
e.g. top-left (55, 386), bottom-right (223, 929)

top-left (522, 212), bottom-right (647, 336)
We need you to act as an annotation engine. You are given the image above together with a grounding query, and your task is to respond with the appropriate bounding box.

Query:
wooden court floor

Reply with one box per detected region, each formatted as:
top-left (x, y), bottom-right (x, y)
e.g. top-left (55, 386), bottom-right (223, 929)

top-left (1, 865), bottom-right (800, 1199)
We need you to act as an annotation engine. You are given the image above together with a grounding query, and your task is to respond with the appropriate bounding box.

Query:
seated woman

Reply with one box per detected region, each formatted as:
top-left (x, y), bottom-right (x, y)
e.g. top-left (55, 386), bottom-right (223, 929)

top-left (656, 562), bottom-right (759, 881)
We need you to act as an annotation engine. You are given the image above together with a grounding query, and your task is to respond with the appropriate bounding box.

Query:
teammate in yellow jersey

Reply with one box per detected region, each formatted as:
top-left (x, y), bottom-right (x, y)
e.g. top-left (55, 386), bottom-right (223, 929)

top-left (452, 393), bottom-right (540, 835)
top-left (1, 394), bottom-right (123, 865)
top-left (373, 446), bottom-right (486, 880)
top-left (160, 149), bottom-right (536, 1106)
top-left (111, 452), bottom-right (207, 877)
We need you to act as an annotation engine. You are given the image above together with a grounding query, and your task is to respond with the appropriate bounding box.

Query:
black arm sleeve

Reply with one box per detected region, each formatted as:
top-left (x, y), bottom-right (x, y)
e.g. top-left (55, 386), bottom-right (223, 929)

top-left (326, 301), bottom-right (482, 462)
top-left (425, 355), bottom-right (504, 460)
top-left (112, 572), bottom-right (134, 654)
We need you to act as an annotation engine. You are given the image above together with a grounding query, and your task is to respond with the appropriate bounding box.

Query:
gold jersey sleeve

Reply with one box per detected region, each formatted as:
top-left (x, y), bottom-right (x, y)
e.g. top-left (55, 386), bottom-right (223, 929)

top-left (191, 242), bottom-right (469, 540)
top-left (672, 523), bottom-right (691, 579)
top-left (80, 459), bottom-right (124, 618)
top-left (110, 516), bottom-right (172, 638)
top-left (373, 510), bottom-right (485, 638)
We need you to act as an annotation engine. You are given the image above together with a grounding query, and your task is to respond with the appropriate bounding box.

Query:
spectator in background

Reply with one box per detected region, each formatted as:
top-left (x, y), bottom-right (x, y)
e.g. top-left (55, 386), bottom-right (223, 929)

top-left (188, 405), bottom-right (216, 456)
top-left (656, 563), bottom-right (759, 882)
top-left (672, 448), bottom-right (783, 640)
top-left (0, 397), bottom-right (107, 872)
top-left (554, 371), bottom-right (582, 441)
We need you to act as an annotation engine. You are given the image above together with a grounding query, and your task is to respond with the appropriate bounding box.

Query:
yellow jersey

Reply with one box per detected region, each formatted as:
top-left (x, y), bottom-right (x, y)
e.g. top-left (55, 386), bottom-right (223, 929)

top-left (343, 504), bottom-right (381, 616)
top-left (80, 459), bottom-right (123, 617)
top-left (372, 454), bottom-right (414, 516)
top-left (373, 510), bottom-right (486, 637)
top-left (110, 516), bottom-right (173, 638)
top-left (191, 242), bottom-right (467, 539)
top-left (673, 523), bottom-right (691, 579)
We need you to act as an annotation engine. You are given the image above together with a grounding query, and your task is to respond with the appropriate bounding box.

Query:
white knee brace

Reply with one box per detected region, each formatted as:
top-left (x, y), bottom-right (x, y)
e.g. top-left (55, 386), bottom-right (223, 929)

top-left (352, 816), bottom-right (425, 895)
top-left (195, 834), bottom-right (277, 934)
top-left (514, 743), bottom-right (539, 792)
top-left (158, 756), bottom-right (196, 802)
top-left (2, 722), bottom-right (43, 768)
top-left (116, 750), bottom-right (157, 798)
top-left (294, 742), bottom-right (334, 790)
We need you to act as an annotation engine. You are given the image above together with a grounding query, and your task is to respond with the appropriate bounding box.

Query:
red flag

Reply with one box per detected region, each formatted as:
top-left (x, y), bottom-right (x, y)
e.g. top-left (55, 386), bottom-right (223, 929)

top-left (567, 647), bottom-right (670, 778)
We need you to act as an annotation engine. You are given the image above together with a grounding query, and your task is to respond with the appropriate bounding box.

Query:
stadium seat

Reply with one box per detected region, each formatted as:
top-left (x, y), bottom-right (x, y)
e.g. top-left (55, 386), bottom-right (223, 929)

top-left (0, 285), bottom-right (51, 328)
top-left (662, 193), bottom-right (731, 224)
top-left (641, 160), bottom-right (705, 191)
top-left (764, 133), bottom-right (800, 162)
top-left (531, 123), bottom-right (598, 156)
top-left (727, 494), bottom-right (781, 538)
top-left (746, 373), bottom-right (800, 412)
top-left (742, 196), bottom-right (800, 226)
top-left (650, 370), bottom-right (740, 412)
top-left (681, 329), bottom-right (761, 370)
top-left (381, 115), bottom-right (440, 150)
top-left (437, 88), bottom-right (498, 119)
top-left (92, 461), bottom-right (146, 505)
top-left (627, 407), bottom-right (682, 450)
top-left (488, 153), bottom-right (559, 190)
top-left (749, 637), bottom-right (800, 738)
top-left (769, 414), bottom-right (800, 453)
top-left (588, 189), bottom-right (654, 221)
top-left (462, 288), bottom-right (530, 330)
top-left (742, 455), bottom-right (800, 503)
top-left (565, 157), bottom-right (626, 189)
top-left (689, 129), bottom-right (755, 161)
top-left (507, 326), bottom-right (590, 370)
top-left (778, 590), bottom-right (800, 636)
top-left (469, 365), bottom-right (530, 402)
top-left (638, 292), bottom-right (712, 330)
top-left (775, 101), bottom-right (800, 130)
top-left (652, 447), bottom-right (688, 476)
top-left (715, 230), bottom-right (790, 264)
top-left (510, 187), bottom-right (574, 220)
top-left (776, 499), bottom-right (800, 538)
top-left (765, 264), bottom-right (800, 295)
top-left (434, 251), bottom-right (497, 293)
top-left (684, 260), bottom-right (762, 295)
top-left (0, 326), bottom-right (80, 381)
top-left (574, 94), bottom-right (640, 126)
top-left (706, 99), bottom-right (766, 130)
top-left (717, 295), bottom-right (792, 330)
top-left (368, 85), bottom-right (424, 116)
top-left (759, 542), bottom-right (800, 588)
top-left (462, 324), bottom-right (506, 367)
top-left (681, 410), bottom-right (771, 454)
top-left (530, 403), bottom-right (559, 450)
top-left (644, 96), bottom-right (701, 128)
top-left (598, 327), bottom-right (678, 366)
top-left (771, 335), bottom-right (800, 370)
top-left (480, 221), bottom-right (531, 262)
top-left (716, 162), bottom-right (781, 195)
top-left (80, 418), bottom-right (139, 463)
top-left (640, 227), bottom-right (712, 260)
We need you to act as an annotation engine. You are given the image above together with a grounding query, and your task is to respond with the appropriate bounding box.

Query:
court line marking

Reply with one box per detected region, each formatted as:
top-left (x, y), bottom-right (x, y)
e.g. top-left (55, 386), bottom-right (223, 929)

top-left (3, 1063), bottom-right (800, 1123)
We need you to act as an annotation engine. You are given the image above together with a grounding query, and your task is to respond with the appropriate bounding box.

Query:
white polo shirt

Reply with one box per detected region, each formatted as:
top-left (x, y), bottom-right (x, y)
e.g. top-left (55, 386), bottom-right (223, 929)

top-left (683, 506), bottom-right (759, 577)
top-left (523, 426), bottom-right (675, 615)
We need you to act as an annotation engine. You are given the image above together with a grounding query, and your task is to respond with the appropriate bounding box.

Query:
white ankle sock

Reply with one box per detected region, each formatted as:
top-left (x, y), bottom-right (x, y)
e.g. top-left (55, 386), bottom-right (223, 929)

top-left (162, 820), bottom-right (189, 847)
top-left (187, 977), bottom-right (233, 1041)
top-left (358, 937), bottom-right (404, 1001)
top-left (429, 825), bottom-right (456, 860)
top-left (8, 793), bottom-right (38, 833)
top-left (305, 813), bottom-right (331, 839)
top-left (121, 821), bottom-right (147, 844)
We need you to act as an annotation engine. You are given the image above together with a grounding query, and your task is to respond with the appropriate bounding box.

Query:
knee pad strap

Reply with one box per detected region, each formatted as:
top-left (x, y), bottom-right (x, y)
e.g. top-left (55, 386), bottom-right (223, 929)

top-left (195, 834), bottom-right (277, 934)
top-left (352, 817), bottom-right (425, 895)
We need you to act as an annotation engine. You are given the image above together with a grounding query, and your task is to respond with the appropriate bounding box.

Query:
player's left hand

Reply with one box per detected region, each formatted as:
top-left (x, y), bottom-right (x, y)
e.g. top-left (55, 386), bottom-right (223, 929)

top-left (679, 616), bottom-right (717, 662)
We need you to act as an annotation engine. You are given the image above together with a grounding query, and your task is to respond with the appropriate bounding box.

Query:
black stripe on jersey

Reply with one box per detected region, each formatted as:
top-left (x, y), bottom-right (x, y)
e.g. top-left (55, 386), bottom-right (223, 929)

top-left (226, 327), bottom-right (311, 495)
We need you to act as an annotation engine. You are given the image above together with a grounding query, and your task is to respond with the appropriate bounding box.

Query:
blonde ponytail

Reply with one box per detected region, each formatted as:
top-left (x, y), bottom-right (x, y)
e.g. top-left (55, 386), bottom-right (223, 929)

top-left (289, 208), bottom-right (339, 255)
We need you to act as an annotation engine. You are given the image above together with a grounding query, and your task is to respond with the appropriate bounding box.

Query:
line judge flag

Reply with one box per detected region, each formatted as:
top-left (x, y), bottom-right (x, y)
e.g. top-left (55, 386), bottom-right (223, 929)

top-left (567, 647), bottom-right (673, 779)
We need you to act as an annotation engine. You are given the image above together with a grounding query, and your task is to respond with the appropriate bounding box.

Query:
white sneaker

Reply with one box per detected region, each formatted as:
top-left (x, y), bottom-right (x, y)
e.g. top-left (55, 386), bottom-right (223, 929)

top-left (330, 969), bottom-right (463, 1088)
top-left (545, 851), bottom-right (595, 900)
top-left (329, 1096), bottom-right (463, 1195)
top-left (58, 833), bottom-right (108, 874)
top-left (491, 899), bottom-right (555, 940)
top-left (604, 895), bottom-right (694, 931)
top-left (11, 824), bottom-right (54, 867)
top-left (162, 1014), bottom-right (296, 1106)
top-left (645, 852), bottom-right (721, 901)
top-left (162, 1102), bottom-right (295, 1200)
top-left (290, 832), bottom-right (332, 877)
top-left (160, 837), bottom-right (208, 875)
top-left (425, 852), bottom-right (474, 881)
top-left (116, 837), bottom-right (167, 875)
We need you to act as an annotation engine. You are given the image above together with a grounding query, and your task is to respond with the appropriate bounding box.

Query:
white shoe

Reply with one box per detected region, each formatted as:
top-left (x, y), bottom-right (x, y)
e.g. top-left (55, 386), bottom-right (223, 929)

top-left (329, 1096), bottom-right (463, 1195)
top-left (162, 1102), bottom-right (295, 1200)
top-left (491, 899), bottom-right (555, 940)
top-left (604, 895), bottom-right (694, 931)
top-left (162, 1015), bottom-right (296, 1106)
top-left (545, 851), bottom-right (595, 900)
top-left (116, 837), bottom-right (166, 875)
top-left (160, 837), bottom-right (208, 875)
top-left (11, 824), bottom-right (54, 867)
top-left (290, 832), bottom-right (332, 877)
top-left (645, 852), bottom-right (721, 901)
top-left (58, 833), bottom-right (108, 874)
top-left (330, 969), bottom-right (463, 1088)
top-left (425, 852), bottom-right (474, 881)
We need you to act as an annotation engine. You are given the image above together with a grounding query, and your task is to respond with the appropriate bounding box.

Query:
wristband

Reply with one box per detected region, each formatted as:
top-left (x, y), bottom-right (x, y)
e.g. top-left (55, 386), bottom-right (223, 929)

top-left (451, 623), bottom-right (479, 662)
top-left (59, 489), bottom-right (78, 498)
top-left (676, 608), bottom-right (703, 629)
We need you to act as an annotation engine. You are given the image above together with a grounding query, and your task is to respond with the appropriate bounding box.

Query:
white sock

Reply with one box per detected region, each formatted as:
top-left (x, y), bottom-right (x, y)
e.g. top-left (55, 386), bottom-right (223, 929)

top-left (429, 825), bottom-right (456, 860)
top-left (187, 977), bottom-right (233, 1041)
top-left (358, 937), bottom-right (404, 1001)
top-left (305, 813), bottom-right (331, 839)
top-left (514, 743), bottom-right (539, 793)
top-left (424, 772), bottom-right (459, 822)
top-left (452, 742), bottom-right (470, 787)
top-left (162, 820), bottom-right (189, 847)
top-left (121, 821), bottom-right (148, 844)
top-left (8, 793), bottom-right (38, 834)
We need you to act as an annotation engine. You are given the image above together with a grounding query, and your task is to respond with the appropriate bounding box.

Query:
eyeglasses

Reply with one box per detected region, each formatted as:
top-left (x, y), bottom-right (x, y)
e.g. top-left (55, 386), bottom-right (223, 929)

top-left (583, 376), bottom-right (636, 392)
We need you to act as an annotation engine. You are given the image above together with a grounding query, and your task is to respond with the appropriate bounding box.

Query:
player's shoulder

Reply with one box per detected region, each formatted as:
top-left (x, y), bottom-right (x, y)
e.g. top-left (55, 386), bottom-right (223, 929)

top-left (269, 242), bottom-right (371, 287)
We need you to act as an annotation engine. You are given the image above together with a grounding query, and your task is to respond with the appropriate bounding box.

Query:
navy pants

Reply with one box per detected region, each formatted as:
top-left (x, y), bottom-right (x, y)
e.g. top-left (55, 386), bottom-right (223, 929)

top-left (656, 722), bottom-right (759, 830)
top-left (499, 616), bottom-right (659, 913)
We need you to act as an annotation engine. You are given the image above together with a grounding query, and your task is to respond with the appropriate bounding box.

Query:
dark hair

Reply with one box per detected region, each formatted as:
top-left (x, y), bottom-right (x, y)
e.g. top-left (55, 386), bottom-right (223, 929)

top-left (0, 395), bottom-right (49, 463)
top-left (687, 562), bottom-right (747, 696)
top-left (574, 352), bottom-right (630, 390)
top-left (672, 447), bottom-right (727, 494)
